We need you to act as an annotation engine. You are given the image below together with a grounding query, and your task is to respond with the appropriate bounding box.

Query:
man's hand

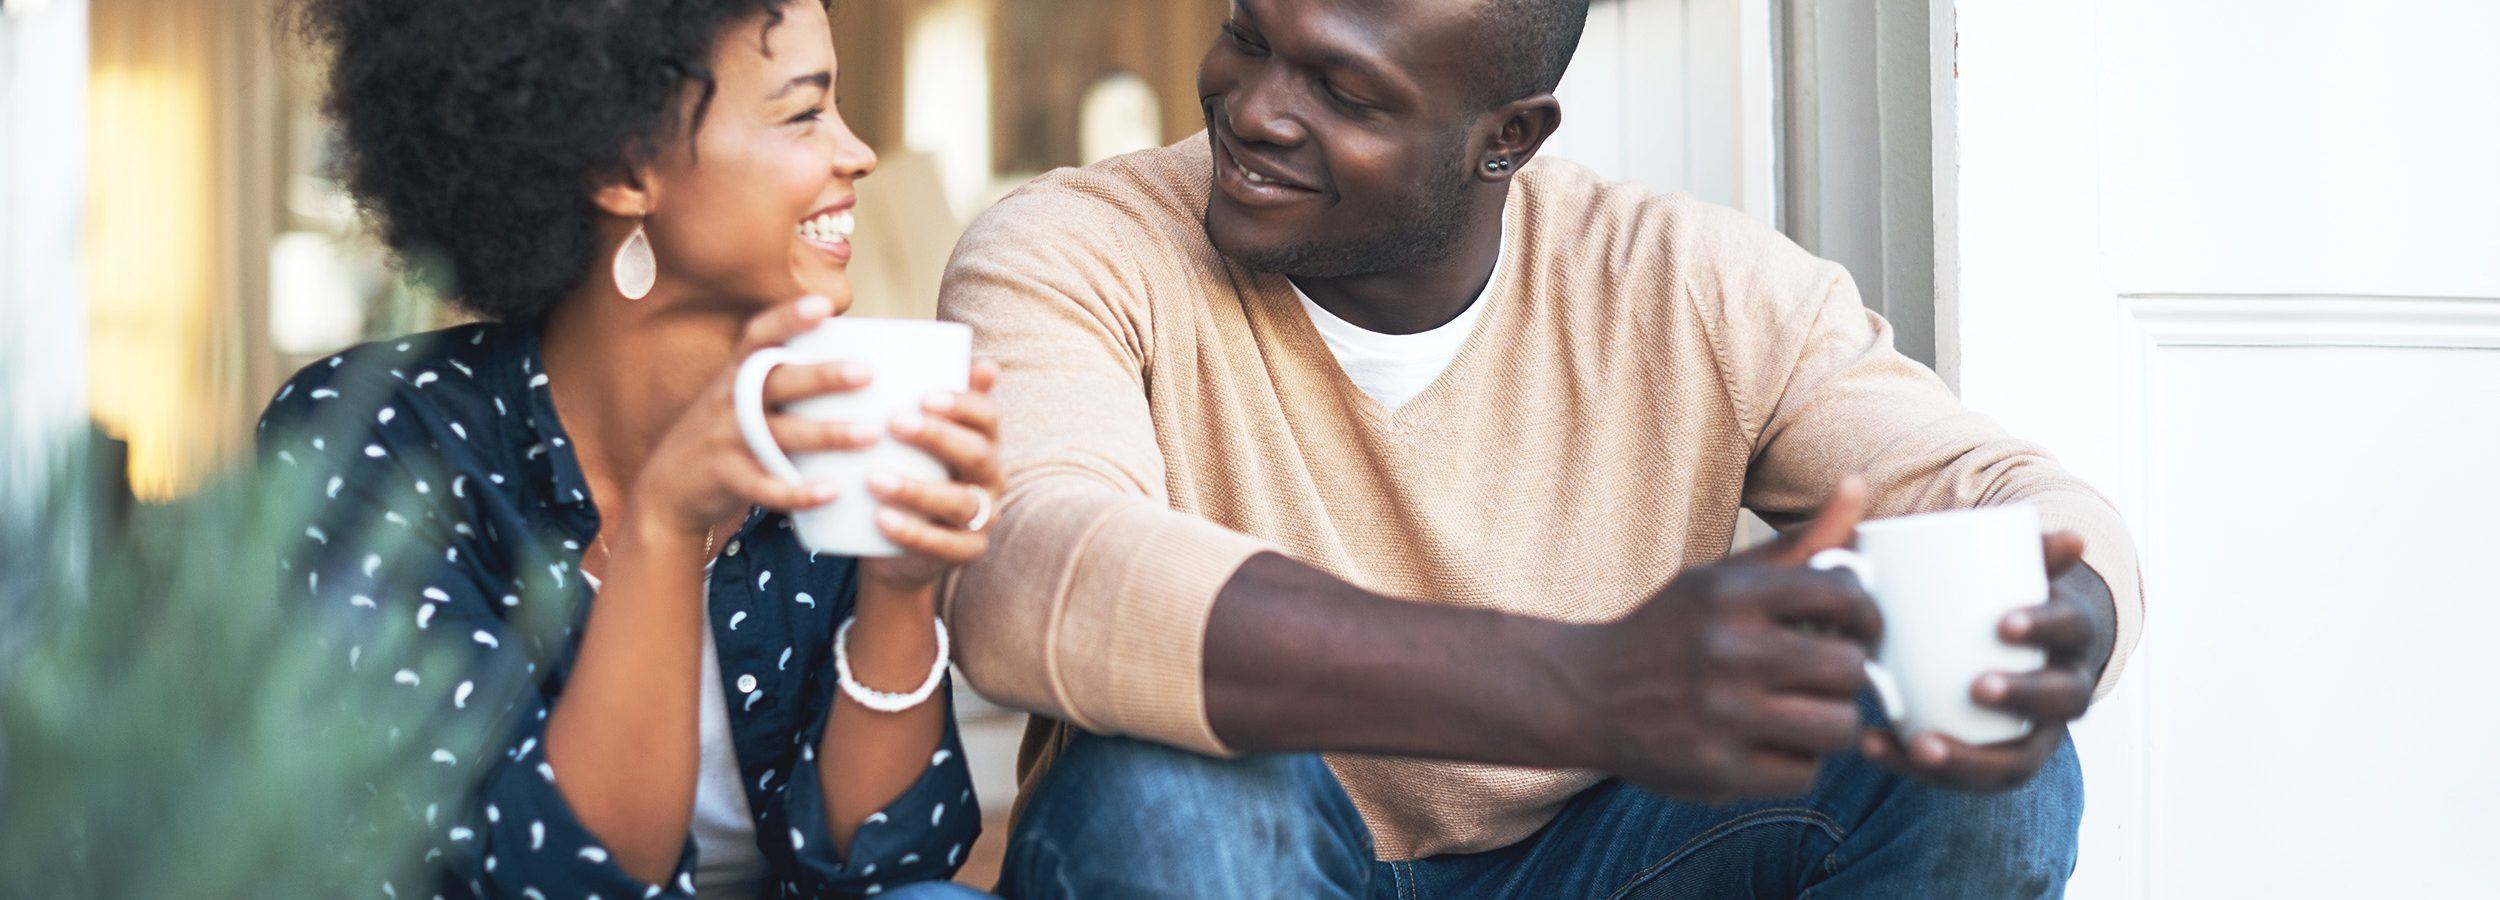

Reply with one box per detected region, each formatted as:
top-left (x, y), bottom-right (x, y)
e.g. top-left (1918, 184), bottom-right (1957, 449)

top-left (1556, 479), bottom-right (1881, 802)
top-left (1857, 531), bottom-right (2118, 791)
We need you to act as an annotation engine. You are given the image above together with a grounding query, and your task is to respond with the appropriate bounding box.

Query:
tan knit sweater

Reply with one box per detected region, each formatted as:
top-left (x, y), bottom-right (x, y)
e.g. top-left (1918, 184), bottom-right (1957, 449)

top-left (937, 136), bottom-right (2142, 861)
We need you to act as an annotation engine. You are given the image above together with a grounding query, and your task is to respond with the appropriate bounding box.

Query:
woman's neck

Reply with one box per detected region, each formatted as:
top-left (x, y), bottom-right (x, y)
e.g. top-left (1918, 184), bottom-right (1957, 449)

top-left (539, 287), bottom-right (746, 507)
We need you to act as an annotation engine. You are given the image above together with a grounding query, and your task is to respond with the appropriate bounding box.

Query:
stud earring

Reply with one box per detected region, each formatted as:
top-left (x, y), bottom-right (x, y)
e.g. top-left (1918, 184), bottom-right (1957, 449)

top-left (1484, 158), bottom-right (1513, 173)
top-left (612, 219), bottom-right (656, 301)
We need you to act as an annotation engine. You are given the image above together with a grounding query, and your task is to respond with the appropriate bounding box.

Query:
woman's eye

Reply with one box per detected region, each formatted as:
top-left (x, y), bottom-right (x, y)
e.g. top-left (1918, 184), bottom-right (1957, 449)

top-left (786, 107), bottom-right (825, 126)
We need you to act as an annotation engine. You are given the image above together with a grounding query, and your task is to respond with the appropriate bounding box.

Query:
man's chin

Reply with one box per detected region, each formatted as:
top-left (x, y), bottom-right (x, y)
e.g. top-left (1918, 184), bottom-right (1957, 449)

top-left (1202, 205), bottom-right (1306, 276)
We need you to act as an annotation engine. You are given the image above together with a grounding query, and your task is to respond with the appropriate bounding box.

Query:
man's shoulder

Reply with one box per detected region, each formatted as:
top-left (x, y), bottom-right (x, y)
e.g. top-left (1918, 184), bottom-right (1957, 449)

top-left (960, 137), bottom-right (1215, 256)
top-left (1513, 157), bottom-right (1780, 259)
top-left (1513, 157), bottom-right (1834, 305)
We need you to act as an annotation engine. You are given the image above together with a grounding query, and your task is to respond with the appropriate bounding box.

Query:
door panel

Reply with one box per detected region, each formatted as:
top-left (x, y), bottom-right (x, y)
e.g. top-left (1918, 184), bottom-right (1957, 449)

top-left (1948, 2), bottom-right (2500, 895)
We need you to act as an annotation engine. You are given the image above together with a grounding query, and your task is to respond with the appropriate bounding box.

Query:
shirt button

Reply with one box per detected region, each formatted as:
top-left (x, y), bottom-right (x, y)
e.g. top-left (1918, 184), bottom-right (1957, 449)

top-left (736, 674), bottom-right (758, 694)
top-left (725, 540), bottom-right (741, 557)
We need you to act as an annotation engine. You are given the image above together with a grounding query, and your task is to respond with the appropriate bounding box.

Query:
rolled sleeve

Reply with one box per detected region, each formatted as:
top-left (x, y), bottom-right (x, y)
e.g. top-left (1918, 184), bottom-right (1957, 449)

top-left (756, 685), bottom-right (983, 897)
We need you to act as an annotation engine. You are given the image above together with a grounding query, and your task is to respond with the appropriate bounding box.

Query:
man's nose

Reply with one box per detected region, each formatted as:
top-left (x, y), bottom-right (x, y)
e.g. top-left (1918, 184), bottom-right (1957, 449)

top-left (1225, 68), bottom-right (1307, 148)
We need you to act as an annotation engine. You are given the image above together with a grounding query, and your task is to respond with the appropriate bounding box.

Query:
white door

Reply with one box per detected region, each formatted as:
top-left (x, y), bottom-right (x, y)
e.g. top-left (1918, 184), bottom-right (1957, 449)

top-left (1943, 1), bottom-right (2500, 895)
top-left (1549, 0), bottom-right (1777, 223)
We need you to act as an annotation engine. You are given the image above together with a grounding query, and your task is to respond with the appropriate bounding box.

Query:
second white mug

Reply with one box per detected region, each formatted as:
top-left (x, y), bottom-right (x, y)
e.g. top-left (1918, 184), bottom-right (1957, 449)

top-left (1810, 504), bottom-right (2050, 746)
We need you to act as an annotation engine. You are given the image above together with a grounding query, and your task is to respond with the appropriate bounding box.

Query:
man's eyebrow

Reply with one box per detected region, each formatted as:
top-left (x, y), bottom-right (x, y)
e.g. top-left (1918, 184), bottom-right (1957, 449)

top-left (768, 72), bottom-right (832, 100)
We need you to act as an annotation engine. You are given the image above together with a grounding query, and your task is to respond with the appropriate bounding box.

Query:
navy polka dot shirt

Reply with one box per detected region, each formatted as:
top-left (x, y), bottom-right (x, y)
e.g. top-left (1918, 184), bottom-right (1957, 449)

top-left (256, 323), bottom-right (980, 899)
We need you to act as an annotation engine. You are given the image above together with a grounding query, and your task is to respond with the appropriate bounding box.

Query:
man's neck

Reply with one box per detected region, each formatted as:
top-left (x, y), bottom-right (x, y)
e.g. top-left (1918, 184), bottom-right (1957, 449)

top-left (539, 288), bottom-right (746, 500)
top-left (1290, 203), bottom-right (1507, 336)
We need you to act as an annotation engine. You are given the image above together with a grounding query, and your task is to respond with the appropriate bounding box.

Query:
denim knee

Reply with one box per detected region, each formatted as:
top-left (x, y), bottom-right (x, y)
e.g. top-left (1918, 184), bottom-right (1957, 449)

top-left (1000, 734), bottom-right (1370, 899)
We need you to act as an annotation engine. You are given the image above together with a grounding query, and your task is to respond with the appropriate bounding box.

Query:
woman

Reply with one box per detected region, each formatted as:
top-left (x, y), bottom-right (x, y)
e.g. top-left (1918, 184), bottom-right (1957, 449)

top-left (261, 1), bottom-right (995, 897)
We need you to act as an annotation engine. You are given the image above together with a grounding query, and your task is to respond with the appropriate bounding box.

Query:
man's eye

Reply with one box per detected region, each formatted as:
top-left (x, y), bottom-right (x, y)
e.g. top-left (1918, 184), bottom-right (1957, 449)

top-left (1223, 24), bottom-right (1268, 56)
top-left (1322, 82), bottom-right (1370, 113)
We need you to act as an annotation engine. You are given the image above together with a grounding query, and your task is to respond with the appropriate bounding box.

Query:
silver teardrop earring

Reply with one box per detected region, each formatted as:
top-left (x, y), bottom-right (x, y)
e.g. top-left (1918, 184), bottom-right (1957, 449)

top-left (612, 219), bottom-right (656, 300)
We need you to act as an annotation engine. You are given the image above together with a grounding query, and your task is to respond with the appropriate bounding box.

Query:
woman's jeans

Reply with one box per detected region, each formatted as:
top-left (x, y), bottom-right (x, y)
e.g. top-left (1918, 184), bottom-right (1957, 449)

top-left (997, 724), bottom-right (2083, 899)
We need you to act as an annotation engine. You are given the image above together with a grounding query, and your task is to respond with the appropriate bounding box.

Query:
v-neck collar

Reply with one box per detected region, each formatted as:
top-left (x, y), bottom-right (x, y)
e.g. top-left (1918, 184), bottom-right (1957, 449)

top-left (1255, 195), bottom-right (1524, 431)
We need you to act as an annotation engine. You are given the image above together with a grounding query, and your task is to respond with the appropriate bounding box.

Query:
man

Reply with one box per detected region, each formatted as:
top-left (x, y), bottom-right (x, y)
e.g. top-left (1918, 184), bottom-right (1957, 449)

top-left (936, 0), bottom-right (2140, 895)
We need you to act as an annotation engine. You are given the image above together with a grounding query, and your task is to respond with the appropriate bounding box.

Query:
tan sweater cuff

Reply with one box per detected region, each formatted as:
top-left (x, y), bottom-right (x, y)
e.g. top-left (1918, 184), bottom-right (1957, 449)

top-left (2036, 502), bottom-right (2143, 700)
top-left (1054, 505), bottom-right (1278, 757)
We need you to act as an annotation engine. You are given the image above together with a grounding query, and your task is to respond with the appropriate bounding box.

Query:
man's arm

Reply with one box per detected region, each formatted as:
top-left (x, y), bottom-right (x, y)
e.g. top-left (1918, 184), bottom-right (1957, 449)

top-left (937, 185), bottom-right (1886, 802)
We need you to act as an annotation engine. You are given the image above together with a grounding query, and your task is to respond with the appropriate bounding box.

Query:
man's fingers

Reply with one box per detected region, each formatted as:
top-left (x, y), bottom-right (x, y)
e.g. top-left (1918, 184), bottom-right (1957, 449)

top-left (1744, 693), bottom-right (1865, 757)
top-left (762, 361), bottom-right (871, 407)
top-left (1768, 475), bottom-right (1868, 565)
top-left (2042, 531), bottom-right (2087, 579)
top-left (1748, 629), bottom-right (1873, 697)
top-left (1898, 729), bottom-right (2060, 793)
top-left (1973, 668), bottom-right (2093, 723)
top-left (736, 295), bottom-right (837, 355)
top-left (2002, 601), bottom-right (2093, 654)
top-left (1725, 749), bottom-right (1822, 799)
top-left (1746, 568), bottom-right (1884, 648)
top-left (968, 357), bottom-right (1001, 394)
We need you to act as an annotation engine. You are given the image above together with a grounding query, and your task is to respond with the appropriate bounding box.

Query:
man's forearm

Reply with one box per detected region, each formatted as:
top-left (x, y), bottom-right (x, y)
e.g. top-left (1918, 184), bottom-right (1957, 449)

top-left (1203, 552), bottom-right (1592, 767)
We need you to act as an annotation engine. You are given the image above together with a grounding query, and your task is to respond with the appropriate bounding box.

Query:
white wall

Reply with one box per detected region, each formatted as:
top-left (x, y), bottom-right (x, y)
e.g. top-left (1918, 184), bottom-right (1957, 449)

top-left (1, 0), bottom-right (91, 525)
top-left (1944, 0), bottom-right (2500, 895)
top-left (1549, 0), bottom-right (1777, 223)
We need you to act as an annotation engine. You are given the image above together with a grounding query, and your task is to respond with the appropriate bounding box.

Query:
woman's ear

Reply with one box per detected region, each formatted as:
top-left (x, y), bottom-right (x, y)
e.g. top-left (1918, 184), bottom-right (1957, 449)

top-left (590, 167), bottom-right (657, 219)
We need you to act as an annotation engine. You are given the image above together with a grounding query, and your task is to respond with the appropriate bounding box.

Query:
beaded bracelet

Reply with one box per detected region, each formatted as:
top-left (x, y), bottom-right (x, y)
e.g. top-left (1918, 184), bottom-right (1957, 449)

top-left (833, 614), bottom-right (952, 713)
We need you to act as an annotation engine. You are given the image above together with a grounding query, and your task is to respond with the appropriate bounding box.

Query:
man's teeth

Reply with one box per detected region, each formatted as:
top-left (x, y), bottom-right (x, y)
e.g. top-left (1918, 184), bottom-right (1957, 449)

top-left (1239, 162), bottom-right (1282, 186)
top-left (798, 210), bottom-right (855, 243)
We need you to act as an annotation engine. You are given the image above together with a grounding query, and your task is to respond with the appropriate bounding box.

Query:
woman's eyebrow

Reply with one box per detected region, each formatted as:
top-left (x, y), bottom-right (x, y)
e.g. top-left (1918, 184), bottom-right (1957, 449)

top-left (768, 71), bottom-right (832, 100)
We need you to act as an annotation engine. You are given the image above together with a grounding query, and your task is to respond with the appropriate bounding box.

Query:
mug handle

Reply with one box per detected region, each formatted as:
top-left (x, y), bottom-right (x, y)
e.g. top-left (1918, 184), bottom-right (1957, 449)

top-left (1807, 548), bottom-right (1908, 725)
top-left (733, 347), bottom-right (808, 485)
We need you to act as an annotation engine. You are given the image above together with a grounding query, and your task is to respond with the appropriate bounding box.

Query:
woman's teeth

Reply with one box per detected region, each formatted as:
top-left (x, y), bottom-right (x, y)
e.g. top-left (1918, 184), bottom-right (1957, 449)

top-left (799, 210), bottom-right (854, 244)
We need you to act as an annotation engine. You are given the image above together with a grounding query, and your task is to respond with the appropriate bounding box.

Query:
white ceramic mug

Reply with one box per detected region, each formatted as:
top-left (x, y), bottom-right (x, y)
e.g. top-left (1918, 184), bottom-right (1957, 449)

top-left (734, 318), bottom-right (971, 557)
top-left (1808, 504), bottom-right (2050, 745)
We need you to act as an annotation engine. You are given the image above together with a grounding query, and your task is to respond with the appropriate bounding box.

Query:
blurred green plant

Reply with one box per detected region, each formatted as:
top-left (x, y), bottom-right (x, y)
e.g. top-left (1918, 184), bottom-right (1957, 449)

top-left (0, 450), bottom-right (519, 898)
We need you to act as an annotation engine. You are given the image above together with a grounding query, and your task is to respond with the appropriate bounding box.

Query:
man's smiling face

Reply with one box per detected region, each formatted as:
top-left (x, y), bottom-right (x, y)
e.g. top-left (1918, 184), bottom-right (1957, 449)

top-left (1196, 0), bottom-right (1492, 278)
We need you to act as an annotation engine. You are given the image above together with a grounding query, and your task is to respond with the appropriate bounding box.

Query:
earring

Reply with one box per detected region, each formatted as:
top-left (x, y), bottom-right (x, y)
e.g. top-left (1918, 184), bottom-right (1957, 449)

top-left (1484, 158), bottom-right (1513, 173)
top-left (612, 219), bottom-right (656, 301)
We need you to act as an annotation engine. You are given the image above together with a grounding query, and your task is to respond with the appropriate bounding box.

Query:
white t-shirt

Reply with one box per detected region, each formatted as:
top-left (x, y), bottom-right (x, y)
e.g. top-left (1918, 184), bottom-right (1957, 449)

top-left (1289, 220), bottom-right (1508, 411)
top-left (579, 570), bottom-right (768, 897)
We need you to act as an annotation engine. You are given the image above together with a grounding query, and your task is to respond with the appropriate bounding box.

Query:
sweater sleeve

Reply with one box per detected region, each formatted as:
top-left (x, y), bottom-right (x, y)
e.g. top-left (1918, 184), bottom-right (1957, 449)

top-left (934, 186), bottom-right (1278, 756)
top-left (1683, 204), bottom-right (2144, 697)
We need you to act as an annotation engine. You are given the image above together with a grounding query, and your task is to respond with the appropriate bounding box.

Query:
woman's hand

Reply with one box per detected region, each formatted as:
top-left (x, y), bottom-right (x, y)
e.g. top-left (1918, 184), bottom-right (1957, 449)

top-left (858, 358), bottom-right (1005, 593)
top-left (626, 295), bottom-right (873, 539)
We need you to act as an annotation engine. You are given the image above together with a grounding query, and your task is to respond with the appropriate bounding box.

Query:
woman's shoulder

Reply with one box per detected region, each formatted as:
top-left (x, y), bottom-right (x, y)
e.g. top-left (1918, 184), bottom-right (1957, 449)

top-left (256, 322), bottom-right (522, 445)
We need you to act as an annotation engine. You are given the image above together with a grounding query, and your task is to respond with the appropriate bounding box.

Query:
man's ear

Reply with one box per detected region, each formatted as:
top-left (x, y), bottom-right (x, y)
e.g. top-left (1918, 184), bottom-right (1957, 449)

top-left (590, 167), bottom-right (657, 220)
top-left (1476, 95), bottom-right (1563, 183)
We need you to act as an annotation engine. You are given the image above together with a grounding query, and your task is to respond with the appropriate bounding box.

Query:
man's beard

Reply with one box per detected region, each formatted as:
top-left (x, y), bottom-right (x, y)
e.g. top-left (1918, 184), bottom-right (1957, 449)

top-left (1216, 155), bottom-right (1479, 280)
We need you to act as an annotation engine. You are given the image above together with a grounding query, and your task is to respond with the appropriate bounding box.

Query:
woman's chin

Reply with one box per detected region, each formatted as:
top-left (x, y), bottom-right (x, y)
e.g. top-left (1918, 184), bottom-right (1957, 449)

top-left (789, 266), bottom-right (855, 315)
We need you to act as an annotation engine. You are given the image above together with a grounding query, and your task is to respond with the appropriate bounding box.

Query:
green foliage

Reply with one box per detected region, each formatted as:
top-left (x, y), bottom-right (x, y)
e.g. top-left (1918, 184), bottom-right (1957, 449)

top-left (0, 460), bottom-right (511, 898)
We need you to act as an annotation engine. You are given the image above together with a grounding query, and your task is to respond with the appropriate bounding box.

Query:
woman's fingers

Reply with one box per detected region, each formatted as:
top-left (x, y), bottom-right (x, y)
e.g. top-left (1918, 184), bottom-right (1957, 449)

top-left (867, 473), bottom-right (988, 530)
top-left (968, 357), bottom-right (1001, 395)
top-left (919, 389), bottom-right (1000, 440)
top-left (762, 361), bottom-right (872, 407)
top-left (718, 458), bottom-right (837, 513)
top-left (874, 505), bottom-right (988, 565)
top-left (765, 414), bottom-right (880, 456)
top-left (736, 295), bottom-right (837, 355)
top-left (891, 410), bottom-right (1001, 488)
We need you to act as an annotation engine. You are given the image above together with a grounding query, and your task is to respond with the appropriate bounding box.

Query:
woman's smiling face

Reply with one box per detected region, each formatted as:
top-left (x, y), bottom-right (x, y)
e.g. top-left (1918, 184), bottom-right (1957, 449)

top-left (631, 0), bottom-right (875, 314)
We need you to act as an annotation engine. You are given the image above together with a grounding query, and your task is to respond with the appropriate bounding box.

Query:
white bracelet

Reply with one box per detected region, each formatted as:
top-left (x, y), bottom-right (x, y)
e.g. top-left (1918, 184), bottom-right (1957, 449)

top-left (833, 614), bottom-right (951, 713)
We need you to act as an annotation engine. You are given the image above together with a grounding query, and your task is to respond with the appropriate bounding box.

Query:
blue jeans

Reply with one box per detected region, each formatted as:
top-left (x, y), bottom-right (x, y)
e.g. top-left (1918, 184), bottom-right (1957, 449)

top-left (998, 727), bottom-right (2082, 898)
